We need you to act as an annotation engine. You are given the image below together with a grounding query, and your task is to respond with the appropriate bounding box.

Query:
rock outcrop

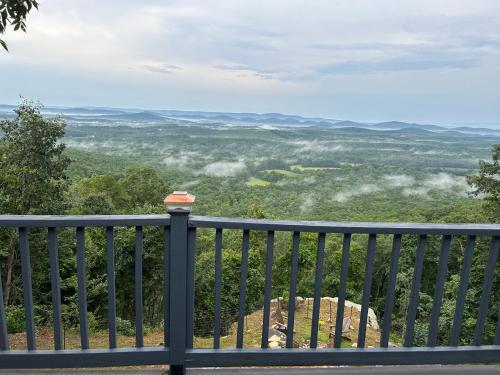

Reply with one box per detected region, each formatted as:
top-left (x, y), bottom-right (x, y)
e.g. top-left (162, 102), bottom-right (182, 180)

top-left (271, 296), bottom-right (380, 331)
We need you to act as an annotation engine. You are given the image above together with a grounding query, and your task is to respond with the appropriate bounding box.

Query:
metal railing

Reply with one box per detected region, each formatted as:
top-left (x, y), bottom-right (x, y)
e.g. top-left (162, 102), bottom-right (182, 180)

top-left (0, 212), bottom-right (499, 374)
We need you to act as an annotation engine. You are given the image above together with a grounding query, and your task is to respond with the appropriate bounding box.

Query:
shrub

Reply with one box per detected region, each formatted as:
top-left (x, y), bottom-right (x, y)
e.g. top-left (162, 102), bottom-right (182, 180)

top-left (194, 249), bottom-right (265, 337)
top-left (6, 305), bottom-right (25, 333)
top-left (116, 317), bottom-right (134, 336)
top-left (86, 312), bottom-right (100, 333)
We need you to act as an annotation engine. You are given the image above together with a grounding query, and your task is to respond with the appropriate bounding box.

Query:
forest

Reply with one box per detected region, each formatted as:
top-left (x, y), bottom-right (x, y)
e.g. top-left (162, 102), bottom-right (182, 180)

top-left (0, 101), bottom-right (499, 349)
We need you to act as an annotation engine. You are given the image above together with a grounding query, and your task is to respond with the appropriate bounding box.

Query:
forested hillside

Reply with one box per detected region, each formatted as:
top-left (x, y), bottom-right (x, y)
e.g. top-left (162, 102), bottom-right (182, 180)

top-left (1, 102), bottom-right (499, 349)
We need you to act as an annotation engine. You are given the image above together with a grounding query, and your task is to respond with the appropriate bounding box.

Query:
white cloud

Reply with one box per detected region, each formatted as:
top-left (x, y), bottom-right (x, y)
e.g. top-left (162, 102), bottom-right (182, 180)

top-left (290, 140), bottom-right (349, 153)
top-left (333, 183), bottom-right (382, 202)
top-left (300, 194), bottom-right (315, 213)
top-left (200, 160), bottom-right (246, 177)
top-left (178, 180), bottom-right (200, 190)
top-left (1, 0), bottom-right (500, 123)
top-left (383, 174), bottom-right (416, 187)
top-left (334, 172), bottom-right (468, 201)
top-left (424, 173), bottom-right (460, 189)
top-left (161, 151), bottom-right (203, 167)
top-left (260, 124), bottom-right (280, 130)
top-left (402, 173), bottom-right (466, 197)
top-left (302, 176), bottom-right (317, 184)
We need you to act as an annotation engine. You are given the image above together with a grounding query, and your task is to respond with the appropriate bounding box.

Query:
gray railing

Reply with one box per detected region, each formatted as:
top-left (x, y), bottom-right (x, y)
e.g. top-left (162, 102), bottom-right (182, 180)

top-left (0, 212), bottom-right (499, 374)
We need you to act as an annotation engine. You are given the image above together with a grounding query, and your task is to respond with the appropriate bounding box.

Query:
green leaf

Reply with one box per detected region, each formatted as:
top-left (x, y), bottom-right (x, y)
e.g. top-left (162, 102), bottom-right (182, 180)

top-left (0, 38), bottom-right (8, 51)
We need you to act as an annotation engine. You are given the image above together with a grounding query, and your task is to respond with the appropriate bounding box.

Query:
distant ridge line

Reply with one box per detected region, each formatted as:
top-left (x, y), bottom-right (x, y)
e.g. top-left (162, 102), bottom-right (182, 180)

top-left (0, 103), bottom-right (499, 136)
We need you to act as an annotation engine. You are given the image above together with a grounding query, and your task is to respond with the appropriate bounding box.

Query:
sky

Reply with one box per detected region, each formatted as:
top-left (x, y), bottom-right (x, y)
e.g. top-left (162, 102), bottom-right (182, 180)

top-left (1, 0), bottom-right (500, 126)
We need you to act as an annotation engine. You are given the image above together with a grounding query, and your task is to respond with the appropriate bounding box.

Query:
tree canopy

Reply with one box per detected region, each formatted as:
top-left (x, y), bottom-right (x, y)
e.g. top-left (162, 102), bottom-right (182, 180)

top-left (0, 99), bottom-right (69, 215)
top-left (0, 0), bottom-right (38, 51)
top-left (0, 101), bottom-right (498, 348)
top-left (467, 144), bottom-right (500, 221)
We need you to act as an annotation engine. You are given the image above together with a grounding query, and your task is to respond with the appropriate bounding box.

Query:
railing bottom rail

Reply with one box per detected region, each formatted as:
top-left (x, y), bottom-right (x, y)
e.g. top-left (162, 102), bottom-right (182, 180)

top-left (0, 348), bottom-right (169, 368)
top-left (185, 346), bottom-right (500, 367)
top-left (2, 346), bottom-right (499, 369)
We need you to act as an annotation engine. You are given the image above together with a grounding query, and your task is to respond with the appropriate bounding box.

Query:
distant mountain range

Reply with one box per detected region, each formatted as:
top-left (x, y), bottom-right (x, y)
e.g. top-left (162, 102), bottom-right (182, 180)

top-left (0, 104), bottom-right (499, 137)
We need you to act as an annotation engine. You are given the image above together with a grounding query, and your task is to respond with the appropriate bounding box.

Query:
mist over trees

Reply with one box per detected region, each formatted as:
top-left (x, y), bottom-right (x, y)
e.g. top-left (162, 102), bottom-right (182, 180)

top-left (0, 102), bottom-right (499, 347)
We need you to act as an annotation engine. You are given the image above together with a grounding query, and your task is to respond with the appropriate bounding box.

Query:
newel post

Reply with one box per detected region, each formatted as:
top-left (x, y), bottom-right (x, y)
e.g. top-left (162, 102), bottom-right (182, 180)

top-left (164, 191), bottom-right (196, 375)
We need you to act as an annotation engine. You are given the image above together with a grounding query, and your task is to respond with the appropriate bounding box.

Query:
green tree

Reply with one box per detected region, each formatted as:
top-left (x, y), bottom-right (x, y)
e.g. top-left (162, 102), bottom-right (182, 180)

top-left (0, 100), bottom-right (70, 306)
top-left (67, 167), bottom-right (171, 214)
top-left (67, 174), bottom-right (129, 214)
top-left (0, 0), bottom-right (39, 51)
top-left (467, 144), bottom-right (500, 222)
top-left (0, 100), bottom-right (70, 214)
top-left (119, 166), bottom-right (172, 208)
top-left (194, 248), bottom-right (265, 337)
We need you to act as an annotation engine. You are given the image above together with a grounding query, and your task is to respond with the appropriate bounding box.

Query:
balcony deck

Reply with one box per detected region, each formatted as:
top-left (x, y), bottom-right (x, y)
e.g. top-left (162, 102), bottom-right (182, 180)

top-left (2, 365), bottom-right (500, 374)
top-left (1, 212), bottom-right (499, 373)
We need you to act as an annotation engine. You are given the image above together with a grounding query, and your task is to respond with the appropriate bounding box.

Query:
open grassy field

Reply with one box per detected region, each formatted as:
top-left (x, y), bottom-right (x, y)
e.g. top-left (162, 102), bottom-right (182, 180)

top-left (291, 165), bottom-right (341, 172)
top-left (264, 169), bottom-right (300, 177)
top-left (8, 298), bottom-right (387, 351)
top-left (246, 177), bottom-right (271, 187)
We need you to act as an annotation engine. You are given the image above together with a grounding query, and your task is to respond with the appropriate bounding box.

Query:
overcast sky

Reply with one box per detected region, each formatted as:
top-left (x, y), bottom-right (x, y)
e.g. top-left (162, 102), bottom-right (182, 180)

top-left (1, 0), bottom-right (500, 125)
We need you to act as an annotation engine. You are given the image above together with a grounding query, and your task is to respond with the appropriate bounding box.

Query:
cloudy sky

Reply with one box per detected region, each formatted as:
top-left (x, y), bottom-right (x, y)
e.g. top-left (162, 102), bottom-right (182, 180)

top-left (1, 0), bottom-right (500, 125)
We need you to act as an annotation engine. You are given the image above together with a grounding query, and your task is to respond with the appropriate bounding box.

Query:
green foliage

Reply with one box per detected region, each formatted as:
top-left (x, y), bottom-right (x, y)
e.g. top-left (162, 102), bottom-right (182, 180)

top-left (116, 317), bottom-right (134, 336)
top-left (0, 0), bottom-right (39, 51)
top-left (273, 232), bottom-right (317, 297)
top-left (67, 174), bottom-right (129, 213)
top-left (118, 166), bottom-right (172, 207)
top-left (467, 143), bottom-right (500, 221)
top-left (67, 167), bottom-right (171, 214)
top-left (1, 102), bottom-right (499, 347)
top-left (0, 100), bottom-right (70, 214)
top-left (5, 305), bottom-right (25, 333)
top-left (0, 101), bottom-right (70, 310)
top-left (194, 246), bottom-right (265, 337)
top-left (86, 312), bottom-right (100, 333)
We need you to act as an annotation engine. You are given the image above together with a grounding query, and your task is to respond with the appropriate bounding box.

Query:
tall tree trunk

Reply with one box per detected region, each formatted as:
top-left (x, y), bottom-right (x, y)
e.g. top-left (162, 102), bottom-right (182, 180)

top-left (3, 232), bottom-right (17, 307)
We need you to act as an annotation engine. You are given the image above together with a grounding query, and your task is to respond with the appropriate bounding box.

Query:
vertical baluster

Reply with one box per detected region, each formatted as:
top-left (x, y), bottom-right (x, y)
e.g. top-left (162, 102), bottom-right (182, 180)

top-left (213, 228), bottom-right (223, 349)
top-left (48, 227), bottom-right (63, 350)
top-left (427, 235), bottom-right (452, 347)
top-left (76, 227), bottom-right (89, 349)
top-left (0, 265), bottom-right (8, 350)
top-left (167, 210), bottom-right (190, 374)
top-left (404, 234), bottom-right (426, 347)
top-left (334, 233), bottom-right (351, 348)
top-left (310, 232), bottom-right (326, 348)
top-left (309, 233), bottom-right (325, 348)
top-left (449, 235), bottom-right (475, 346)
top-left (106, 226), bottom-right (116, 349)
top-left (495, 313), bottom-right (500, 346)
top-left (163, 226), bottom-right (170, 347)
top-left (236, 229), bottom-right (250, 349)
top-left (261, 230), bottom-right (275, 349)
top-left (135, 226), bottom-right (144, 348)
top-left (473, 236), bottom-right (499, 346)
top-left (186, 227), bottom-right (196, 349)
top-left (19, 227), bottom-right (35, 350)
top-left (380, 234), bottom-right (402, 347)
top-left (357, 234), bottom-right (377, 348)
top-left (286, 231), bottom-right (300, 348)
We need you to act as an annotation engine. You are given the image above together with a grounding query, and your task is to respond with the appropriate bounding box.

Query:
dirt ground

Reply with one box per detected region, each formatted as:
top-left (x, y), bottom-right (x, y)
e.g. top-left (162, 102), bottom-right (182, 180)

top-left (8, 297), bottom-right (386, 351)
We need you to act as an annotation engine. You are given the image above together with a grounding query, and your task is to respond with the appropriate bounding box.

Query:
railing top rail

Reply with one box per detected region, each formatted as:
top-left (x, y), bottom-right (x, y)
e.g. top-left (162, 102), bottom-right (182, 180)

top-left (0, 214), bottom-right (499, 235)
top-left (189, 216), bottom-right (500, 235)
top-left (0, 215), bottom-right (171, 228)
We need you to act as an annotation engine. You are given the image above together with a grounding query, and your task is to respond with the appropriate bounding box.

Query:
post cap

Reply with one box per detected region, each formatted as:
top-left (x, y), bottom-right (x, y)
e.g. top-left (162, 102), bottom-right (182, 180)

top-left (164, 191), bottom-right (196, 213)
